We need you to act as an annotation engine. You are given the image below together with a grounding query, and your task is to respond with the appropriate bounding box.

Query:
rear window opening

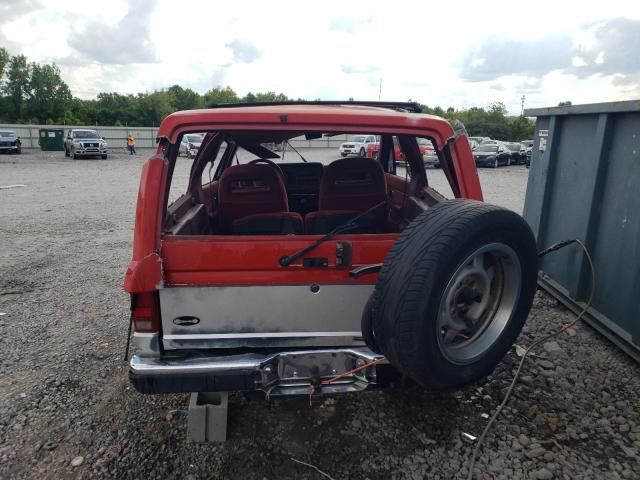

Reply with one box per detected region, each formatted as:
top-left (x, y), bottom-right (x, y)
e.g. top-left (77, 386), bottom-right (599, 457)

top-left (163, 131), bottom-right (456, 237)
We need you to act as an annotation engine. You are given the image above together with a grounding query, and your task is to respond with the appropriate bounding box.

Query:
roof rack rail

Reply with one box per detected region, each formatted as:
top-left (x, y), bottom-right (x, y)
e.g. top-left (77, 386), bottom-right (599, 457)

top-left (205, 100), bottom-right (423, 113)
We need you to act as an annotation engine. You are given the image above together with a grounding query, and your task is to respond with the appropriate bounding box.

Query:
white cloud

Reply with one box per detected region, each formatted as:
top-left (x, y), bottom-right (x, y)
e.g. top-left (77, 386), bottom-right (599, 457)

top-left (572, 57), bottom-right (588, 67)
top-left (225, 39), bottom-right (261, 64)
top-left (67, 0), bottom-right (159, 64)
top-left (1, 0), bottom-right (639, 115)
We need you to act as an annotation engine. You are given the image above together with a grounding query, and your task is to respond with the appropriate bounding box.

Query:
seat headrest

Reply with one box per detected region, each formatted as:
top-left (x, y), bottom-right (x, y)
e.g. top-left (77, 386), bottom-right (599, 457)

top-left (319, 158), bottom-right (387, 211)
top-left (218, 164), bottom-right (289, 232)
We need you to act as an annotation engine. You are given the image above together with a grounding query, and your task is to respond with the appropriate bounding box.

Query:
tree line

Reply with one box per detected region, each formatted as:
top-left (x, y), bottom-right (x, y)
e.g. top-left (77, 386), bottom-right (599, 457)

top-left (418, 103), bottom-right (534, 141)
top-left (0, 48), bottom-right (534, 140)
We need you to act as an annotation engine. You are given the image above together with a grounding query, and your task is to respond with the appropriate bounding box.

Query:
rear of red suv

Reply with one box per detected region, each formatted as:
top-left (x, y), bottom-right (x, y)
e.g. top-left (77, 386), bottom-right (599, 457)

top-left (124, 102), bottom-right (537, 398)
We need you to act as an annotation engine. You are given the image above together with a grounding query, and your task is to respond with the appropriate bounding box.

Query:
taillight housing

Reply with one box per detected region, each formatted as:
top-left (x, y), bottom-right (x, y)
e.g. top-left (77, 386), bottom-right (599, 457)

top-left (131, 292), bottom-right (160, 333)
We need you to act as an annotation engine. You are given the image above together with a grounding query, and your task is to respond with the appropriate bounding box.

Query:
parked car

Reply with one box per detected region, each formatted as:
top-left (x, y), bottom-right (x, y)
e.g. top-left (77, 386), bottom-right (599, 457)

top-left (125, 101), bottom-right (537, 401)
top-left (521, 140), bottom-right (533, 166)
top-left (468, 136), bottom-right (492, 145)
top-left (367, 137), bottom-right (399, 161)
top-left (339, 134), bottom-right (377, 157)
top-left (179, 133), bottom-right (204, 158)
top-left (367, 137), bottom-right (432, 164)
top-left (504, 142), bottom-right (527, 165)
top-left (420, 139), bottom-right (439, 167)
top-left (64, 129), bottom-right (108, 159)
top-left (473, 143), bottom-right (511, 167)
top-left (423, 151), bottom-right (440, 168)
top-left (417, 138), bottom-right (435, 155)
top-left (0, 130), bottom-right (21, 154)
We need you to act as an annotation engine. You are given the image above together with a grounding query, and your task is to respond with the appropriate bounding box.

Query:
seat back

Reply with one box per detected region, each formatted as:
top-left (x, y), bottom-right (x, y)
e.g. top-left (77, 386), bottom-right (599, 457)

top-left (218, 164), bottom-right (289, 233)
top-left (233, 212), bottom-right (303, 235)
top-left (317, 158), bottom-right (388, 228)
top-left (305, 210), bottom-right (377, 235)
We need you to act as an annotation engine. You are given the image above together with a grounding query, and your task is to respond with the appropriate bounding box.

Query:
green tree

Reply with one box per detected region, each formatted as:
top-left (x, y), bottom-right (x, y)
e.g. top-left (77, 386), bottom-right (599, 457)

top-left (167, 84), bottom-right (202, 111)
top-left (508, 116), bottom-right (535, 141)
top-left (203, 86), bottom-right (238, 105)
top-left (2, 54), bottom-right (30, 121)
top-left (0, 48), bottom-right (538, 132)
top-left (487, 102), bottom-right (508, 122)
top-left (59, 109), bottom-right (80, 125)
top-left (242, 91), bottom-right (288, 103)
top-left (439, 104), bottom-right (516, 140)
top-left (68, 97), bottom-right (97, 125)
top-left (96, 92), bottom-right (139, 126)
top-left (26, 63), bottom-right (73, 123)
top-left (136, 90), bottom-right (174, 126)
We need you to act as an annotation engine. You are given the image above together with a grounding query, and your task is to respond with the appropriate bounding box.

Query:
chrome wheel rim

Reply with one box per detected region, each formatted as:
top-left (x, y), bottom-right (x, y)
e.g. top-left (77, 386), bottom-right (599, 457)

top-left (436, 242), bottom-right (521, 364)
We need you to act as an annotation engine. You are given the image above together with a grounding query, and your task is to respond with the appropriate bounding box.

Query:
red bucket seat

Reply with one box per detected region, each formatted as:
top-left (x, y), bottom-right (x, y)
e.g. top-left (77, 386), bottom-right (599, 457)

top-left (218, 164), bottom-right (303, 234)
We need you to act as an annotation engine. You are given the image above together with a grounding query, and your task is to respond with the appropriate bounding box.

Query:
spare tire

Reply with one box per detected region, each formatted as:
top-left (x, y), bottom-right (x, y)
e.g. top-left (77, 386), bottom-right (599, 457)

top-left (370, 199), bottom-right (537, 390)
top-left (361, 294), bottom-right (381, 354)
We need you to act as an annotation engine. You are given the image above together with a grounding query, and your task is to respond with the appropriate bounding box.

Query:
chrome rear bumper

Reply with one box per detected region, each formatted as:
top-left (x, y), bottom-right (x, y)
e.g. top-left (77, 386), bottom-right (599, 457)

top-left (129, 348), bottom-right (387, 396)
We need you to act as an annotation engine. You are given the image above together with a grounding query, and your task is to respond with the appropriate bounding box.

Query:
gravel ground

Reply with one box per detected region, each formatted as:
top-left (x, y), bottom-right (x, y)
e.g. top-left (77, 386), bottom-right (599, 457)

top-left (1, 149), bottom-right (639, 480)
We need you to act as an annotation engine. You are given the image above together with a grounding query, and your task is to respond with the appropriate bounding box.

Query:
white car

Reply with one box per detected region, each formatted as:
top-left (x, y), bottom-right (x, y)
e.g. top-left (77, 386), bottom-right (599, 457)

top-left (468, 136), bottom-right (492, 145)
top-left (180, 133), bottom-right (204, 158)
top-left (339, 134), bottom-right (377, 157)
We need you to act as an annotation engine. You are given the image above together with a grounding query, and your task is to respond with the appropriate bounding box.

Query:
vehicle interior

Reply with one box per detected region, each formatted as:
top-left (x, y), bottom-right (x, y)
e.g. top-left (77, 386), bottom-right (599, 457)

top-left (163, 131), bottom-right (455, 237)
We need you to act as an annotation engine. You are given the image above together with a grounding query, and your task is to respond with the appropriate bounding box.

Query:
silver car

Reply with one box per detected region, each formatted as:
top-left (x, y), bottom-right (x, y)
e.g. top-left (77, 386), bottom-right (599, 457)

top-left (64, 129), bottom-right (108, 159)
top-left (180, 133), bottom-right (204, 158)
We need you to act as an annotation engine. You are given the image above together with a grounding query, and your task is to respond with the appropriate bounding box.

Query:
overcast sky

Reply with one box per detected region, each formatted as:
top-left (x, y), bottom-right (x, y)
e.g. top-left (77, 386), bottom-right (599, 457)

top-left (2, 0), bottom-right (640, 115)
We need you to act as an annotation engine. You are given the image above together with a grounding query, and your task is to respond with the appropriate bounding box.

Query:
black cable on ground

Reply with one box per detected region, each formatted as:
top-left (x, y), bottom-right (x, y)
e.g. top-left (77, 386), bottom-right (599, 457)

top-left (466, 239), bottom-right (595, 480)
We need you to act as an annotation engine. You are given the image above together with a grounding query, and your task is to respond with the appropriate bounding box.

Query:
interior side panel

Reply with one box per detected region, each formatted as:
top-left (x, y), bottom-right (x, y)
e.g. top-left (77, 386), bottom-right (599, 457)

top-left (385, 173), bottom-right (411, 232)
top-left (200, 180), bottom-right (219, 214)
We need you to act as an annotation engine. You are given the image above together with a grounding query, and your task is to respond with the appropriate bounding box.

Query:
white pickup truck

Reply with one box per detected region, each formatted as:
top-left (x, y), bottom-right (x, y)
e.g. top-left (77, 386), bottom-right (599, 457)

top-left (339, 134), bottom-right (377, 157)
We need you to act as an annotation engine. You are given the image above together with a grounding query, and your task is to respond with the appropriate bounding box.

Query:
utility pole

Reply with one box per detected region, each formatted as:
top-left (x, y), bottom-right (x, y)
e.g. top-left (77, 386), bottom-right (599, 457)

top-left (378, 78), bottom-right (382, 101)
top-left (521, 95), bottom-right (526, 116)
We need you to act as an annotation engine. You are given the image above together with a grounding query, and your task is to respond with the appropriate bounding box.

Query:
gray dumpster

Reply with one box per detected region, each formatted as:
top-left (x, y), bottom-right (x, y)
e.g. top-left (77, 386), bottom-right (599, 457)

top-left (523, 100), bottom-right (640, 362)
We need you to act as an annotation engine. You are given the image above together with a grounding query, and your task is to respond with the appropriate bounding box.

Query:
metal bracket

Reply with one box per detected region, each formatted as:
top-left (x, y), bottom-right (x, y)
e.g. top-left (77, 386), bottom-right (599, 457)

top-left (336, 240), bottom-right (352, 267)
top-left (349, 263), bottom-right (383, 278)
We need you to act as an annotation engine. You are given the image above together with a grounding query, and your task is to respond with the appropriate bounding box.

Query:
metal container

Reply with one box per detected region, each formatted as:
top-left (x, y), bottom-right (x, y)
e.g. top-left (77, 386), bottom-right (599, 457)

top-left (523, 100), bottom-right (640, 362)
top-left (38, 128), bottom-right (64, 151)
top-left (524, 101), bottom-right (640, 361)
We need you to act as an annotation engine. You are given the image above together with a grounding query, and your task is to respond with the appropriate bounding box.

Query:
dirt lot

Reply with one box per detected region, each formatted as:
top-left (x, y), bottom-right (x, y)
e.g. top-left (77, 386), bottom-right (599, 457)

top-left (1, 149), bottom-right (639, 480)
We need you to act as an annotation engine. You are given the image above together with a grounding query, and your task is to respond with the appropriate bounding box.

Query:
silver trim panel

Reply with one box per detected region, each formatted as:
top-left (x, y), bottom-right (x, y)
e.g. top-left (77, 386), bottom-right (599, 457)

top-left (159, 284), bottom-right (374, 350)
top-left (163, 331), bottom-right (362, 340)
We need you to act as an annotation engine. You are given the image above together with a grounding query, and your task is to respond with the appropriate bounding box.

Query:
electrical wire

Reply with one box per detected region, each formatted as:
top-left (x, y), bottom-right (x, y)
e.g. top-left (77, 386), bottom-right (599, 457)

top-left (466, 239), bottom-right (595, 480)
top-left (305, 357), bottom-right (385, 407)
top-left (321, 357), bottom-right (386, 386)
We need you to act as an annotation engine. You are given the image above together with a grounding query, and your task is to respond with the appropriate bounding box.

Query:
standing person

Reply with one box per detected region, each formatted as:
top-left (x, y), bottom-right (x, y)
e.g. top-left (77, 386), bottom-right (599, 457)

top-left (127, 135), bottom-right (136, 155)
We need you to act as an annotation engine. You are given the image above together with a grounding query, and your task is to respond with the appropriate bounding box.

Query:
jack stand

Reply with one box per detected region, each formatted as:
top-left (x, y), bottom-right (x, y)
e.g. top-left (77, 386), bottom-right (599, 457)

top-left (186, 392), bottom-right (229, 442)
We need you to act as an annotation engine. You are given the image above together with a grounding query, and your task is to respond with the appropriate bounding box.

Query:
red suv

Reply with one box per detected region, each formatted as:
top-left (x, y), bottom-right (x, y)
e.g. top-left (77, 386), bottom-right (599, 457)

top-left (125, 101), bottom-right (537, 397)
